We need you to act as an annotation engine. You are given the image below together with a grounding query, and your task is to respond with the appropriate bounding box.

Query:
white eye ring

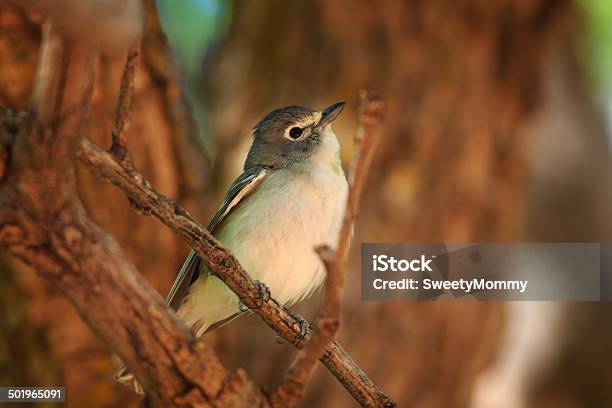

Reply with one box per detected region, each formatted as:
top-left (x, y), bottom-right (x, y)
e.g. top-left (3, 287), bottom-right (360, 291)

top-left (285, 126), bottom-right (304, 140)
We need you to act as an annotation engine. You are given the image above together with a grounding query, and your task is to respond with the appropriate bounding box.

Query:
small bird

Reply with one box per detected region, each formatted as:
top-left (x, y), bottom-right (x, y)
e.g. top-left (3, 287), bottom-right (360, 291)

top-left (115, 102), bottom-right (348, 393)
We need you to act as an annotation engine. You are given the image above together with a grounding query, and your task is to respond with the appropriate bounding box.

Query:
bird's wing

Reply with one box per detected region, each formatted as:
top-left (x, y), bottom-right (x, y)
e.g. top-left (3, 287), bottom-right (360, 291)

top-left (207, 165), bottom-right (269, 233)
top-left (166, 249), bottom-right (200, 310)
top-left (166, 165), bottom-right (269, 311)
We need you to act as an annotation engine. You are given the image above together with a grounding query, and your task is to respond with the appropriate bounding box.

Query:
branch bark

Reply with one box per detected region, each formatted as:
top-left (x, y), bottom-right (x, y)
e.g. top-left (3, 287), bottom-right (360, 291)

top-left (109, 48), bottom-right (139, 162)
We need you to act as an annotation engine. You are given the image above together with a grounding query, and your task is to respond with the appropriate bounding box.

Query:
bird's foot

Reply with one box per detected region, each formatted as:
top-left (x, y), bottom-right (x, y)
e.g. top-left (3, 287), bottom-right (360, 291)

top-left (273, 312), bottom-right (310, 346)
top-left (238, 280), bottom-right (270, 312)
top-left (291, 311), bottom-right (310, 346)
top-left (255, 279), bottom-right (271, 305)
top-left (274, 310), bottom-right (310, 346)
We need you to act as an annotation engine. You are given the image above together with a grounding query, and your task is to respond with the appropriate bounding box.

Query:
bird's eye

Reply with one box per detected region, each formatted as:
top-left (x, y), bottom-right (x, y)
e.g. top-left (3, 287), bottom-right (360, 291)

top-left (288, 127), bottom-right (303, 139)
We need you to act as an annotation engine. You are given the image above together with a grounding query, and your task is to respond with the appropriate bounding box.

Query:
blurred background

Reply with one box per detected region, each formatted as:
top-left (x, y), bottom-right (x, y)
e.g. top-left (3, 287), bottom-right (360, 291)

top-left (1, 0), bottom-right (612, 406)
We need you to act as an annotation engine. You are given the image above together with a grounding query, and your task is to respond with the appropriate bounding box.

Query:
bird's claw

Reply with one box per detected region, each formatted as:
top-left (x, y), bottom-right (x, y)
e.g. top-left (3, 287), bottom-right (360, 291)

top-left (238, 300), bottom-right (249, 313)
top-left (273, 312), bottom-right (310, 346)
top-left (238, 280), bottom-right (270, 312)
top-left (255, 280), bottom-right (271, 305)
top-left (290, 311), bottom-right (310, 346)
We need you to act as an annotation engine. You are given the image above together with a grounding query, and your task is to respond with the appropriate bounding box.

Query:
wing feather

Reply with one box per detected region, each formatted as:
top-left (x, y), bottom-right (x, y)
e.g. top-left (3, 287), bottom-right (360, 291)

top-left (165, 165), bottom-right (269, 310)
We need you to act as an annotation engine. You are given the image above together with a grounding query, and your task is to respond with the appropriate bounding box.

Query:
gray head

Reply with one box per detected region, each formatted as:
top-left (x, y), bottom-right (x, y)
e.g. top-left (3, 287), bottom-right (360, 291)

top-left (245, 102), bottom-right (345, 169)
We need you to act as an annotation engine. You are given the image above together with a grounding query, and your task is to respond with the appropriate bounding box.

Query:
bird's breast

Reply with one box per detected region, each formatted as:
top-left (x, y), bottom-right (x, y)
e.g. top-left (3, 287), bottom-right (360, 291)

top-left (215, 166), bottom-right (348, 305)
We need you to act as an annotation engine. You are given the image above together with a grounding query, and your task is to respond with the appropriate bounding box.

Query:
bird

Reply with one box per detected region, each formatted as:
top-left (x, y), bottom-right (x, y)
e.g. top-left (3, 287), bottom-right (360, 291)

top-left (114, 102), bottom-right (349, 394)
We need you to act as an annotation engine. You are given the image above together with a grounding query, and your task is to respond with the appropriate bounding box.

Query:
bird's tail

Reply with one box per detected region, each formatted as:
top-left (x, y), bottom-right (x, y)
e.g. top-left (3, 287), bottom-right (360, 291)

top-left (113, 365), bottom-right (145, 395)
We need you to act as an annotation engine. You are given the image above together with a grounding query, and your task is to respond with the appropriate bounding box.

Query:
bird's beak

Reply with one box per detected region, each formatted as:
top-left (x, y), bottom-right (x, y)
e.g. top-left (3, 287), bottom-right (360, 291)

top-left (318, 101), bottom-right (346, 127)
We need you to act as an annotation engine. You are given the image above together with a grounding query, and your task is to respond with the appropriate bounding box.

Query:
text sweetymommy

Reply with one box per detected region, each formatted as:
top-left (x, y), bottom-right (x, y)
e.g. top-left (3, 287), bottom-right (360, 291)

top-left (372, 277), bottom-right (528, 293)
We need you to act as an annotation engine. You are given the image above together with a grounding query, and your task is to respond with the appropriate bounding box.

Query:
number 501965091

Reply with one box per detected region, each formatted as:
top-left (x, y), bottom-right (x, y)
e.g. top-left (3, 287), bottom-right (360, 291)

top-left (1, 387), bottom-right (65, 402)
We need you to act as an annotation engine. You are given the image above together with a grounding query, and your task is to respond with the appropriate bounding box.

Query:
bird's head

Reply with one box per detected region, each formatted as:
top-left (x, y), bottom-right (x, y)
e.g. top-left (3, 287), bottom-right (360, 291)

top-left (245, 102), bottom-right (345, 169)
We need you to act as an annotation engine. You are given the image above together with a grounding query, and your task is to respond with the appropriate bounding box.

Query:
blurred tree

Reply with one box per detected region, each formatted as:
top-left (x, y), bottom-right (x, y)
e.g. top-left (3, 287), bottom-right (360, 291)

top-left (156, 0), bottom-right (231, 155)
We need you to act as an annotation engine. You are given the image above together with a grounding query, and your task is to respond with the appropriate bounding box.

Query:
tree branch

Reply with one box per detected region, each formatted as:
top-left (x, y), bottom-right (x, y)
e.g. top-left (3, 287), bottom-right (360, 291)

top-left (109, 47), bottom-right (139, 162)
top-left (76, 121), bottom-right (394, 407)
top-left (268, 91), bottom-right (385, 407)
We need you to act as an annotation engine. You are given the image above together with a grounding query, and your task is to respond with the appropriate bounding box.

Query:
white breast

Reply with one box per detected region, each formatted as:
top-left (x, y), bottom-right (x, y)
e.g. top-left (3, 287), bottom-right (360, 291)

top-left (217, 161), bottom-right (348, 305)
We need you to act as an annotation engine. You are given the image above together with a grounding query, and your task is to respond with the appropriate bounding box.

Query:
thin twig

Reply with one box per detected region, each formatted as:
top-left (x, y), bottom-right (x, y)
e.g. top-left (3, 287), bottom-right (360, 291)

top-left (109, 48), bottom-right (139, 162)
top-left (325, 90), bottom-right (384, 323)
top-left (268, 91), bottom-right (385, 407)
